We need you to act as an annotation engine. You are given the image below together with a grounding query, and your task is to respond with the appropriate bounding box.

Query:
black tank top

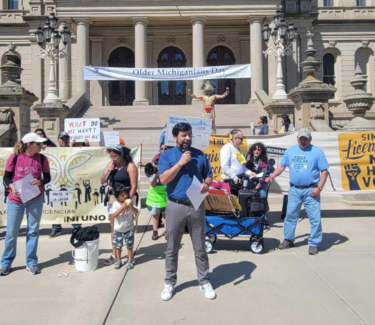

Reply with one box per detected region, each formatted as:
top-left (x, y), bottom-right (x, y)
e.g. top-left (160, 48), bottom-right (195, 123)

top-left (109, 164), bottom-right (131, 189)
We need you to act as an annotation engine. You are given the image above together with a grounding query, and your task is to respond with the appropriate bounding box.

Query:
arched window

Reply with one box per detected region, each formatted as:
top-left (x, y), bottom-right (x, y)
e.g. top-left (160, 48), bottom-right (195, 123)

top-left (157, 46), bottom-right (187, 105)
top-left (355, 49), bottom-right (370, 91)
top-left (8, 0), bottom-right (19, 9)
top-left (108, 47), bottom-right (135, 106)
top-left (324, 0), bottom-right (334, 6)
top-left (323, 53), bottom-right (335, 86)
top-left (207, 46), bottom-right (236, 104)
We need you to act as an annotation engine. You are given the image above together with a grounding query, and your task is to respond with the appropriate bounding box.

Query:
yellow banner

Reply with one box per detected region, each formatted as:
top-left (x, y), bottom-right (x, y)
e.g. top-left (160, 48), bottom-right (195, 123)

top-left (0, 147), bottom-right (141, 226)
top-left (202, 135), bottom-right (248, 180)
top-left (338, 132), bottom-right (375, 191)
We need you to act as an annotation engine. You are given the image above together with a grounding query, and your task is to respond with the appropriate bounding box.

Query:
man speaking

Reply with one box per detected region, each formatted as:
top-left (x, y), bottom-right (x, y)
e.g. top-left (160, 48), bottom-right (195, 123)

top-left (158, 122), bottom-right (215, 301)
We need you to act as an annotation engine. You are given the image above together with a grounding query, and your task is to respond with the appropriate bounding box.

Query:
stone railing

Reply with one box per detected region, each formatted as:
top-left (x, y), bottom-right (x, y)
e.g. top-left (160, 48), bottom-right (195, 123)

top-left (66, 92), bottom-right (88, 118)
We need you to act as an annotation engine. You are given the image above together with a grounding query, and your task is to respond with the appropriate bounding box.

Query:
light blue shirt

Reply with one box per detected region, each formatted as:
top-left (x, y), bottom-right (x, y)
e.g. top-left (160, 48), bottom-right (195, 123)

top-left (280, 144), bottom-right (329, 186)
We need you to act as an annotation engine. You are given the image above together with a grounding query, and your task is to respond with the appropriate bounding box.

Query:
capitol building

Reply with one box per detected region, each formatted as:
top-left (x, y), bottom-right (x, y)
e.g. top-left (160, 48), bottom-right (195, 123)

top-left (0, 0), bottom-right (374, 132)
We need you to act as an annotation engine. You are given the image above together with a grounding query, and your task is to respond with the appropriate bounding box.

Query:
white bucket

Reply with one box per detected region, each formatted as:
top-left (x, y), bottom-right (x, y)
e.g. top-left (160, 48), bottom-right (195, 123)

top-left (72, 239), bottom-right (99, 272)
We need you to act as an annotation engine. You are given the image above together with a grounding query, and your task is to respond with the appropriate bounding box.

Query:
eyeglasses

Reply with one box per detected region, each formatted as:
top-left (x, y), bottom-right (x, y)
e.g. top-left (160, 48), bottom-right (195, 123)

top-left (254, 148), bottom-right (262, 152)
top-left (235, 137), bottom-right (244, 141)
top-left (160, 147), bottom-right (168, 151)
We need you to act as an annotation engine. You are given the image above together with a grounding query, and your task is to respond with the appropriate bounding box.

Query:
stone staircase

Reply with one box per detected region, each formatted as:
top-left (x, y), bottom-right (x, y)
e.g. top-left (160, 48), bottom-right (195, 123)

top-left (82, 104), bottom-right (264, 201)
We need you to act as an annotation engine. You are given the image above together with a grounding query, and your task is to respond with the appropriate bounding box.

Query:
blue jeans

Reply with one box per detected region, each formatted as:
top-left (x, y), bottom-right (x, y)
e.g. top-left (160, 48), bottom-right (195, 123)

top-left (284, 186), bottom-right (322, 247)
top-left (258, 183), bottom-right (269, 224)
top-left (1, 196), bottom-right (44, 267)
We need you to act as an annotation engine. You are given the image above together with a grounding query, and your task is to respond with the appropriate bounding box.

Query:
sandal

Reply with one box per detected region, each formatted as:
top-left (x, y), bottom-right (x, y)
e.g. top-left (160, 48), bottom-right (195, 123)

top-left (104, 255), bottom-right (117, 266)
top-left (126, 262), bottom-right (134, 270)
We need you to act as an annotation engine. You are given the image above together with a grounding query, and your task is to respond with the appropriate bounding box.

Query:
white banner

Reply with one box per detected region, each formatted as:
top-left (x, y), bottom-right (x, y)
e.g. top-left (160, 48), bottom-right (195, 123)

top-left (83, 64), bottom-right (251, 81)
top-left (166, 115), bottom-right (212, 150)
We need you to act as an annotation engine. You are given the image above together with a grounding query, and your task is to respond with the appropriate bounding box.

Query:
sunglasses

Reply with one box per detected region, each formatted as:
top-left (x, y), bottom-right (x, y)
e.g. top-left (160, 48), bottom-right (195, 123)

top-left (176, 122), bottom-right (191, 128)
top-left (235, 137), bottom-right (244, 141)
top-left (253, 148), bottom-right (262, 152)
top-left (32, 142), bottom-right (42, 147)
top-left (160, 147), bottom-right (168, 151)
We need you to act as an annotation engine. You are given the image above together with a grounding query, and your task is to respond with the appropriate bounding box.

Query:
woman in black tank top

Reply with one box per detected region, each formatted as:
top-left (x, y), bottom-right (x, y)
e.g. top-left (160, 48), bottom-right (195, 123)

top-left (100, 144), bottom-right (138, 266)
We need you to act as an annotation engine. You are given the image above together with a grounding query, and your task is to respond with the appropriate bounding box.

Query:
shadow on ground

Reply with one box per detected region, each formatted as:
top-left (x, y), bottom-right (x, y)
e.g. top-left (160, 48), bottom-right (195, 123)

top-left (174, 261), bottom-right (257, 294)
top-left (294, 232), bottom-right (349, 251)
top-left (7, 249), bottom-right (112, 273)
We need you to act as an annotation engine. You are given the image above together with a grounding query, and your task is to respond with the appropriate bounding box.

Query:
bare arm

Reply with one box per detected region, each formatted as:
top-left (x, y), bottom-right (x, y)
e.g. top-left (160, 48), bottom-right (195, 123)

top-left (160, 163), bottom-right (182, 185)
top-left (101, 161), bottom-right (114, 184)
top-left (150, 172), bottom-right (159, 187)
top-left (311, 169), bottom-right (329, 197)
top-left (269, 165), bottom-right (286, 182)
top-left (128, 162), bottom-right (138, 199)
top-left (188, 90), bottom-right (203, 100)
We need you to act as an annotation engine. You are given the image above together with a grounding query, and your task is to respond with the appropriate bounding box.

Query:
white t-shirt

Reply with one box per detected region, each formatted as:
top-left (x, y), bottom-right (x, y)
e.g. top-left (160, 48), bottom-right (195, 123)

top-left (111, 197), bottom-right (136, 233)
top-left (220, 142), bottom-right (251, 181)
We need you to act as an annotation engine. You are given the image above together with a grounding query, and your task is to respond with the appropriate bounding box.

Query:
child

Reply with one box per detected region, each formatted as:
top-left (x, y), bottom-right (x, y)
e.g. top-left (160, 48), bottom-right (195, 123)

top-left (111, 185), bottom-right (138, 270)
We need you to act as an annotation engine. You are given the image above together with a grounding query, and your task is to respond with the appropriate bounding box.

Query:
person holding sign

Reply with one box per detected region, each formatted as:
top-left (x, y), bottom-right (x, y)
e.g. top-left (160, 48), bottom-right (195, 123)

top-left (158, 122), bottom-right (215, 301)
top-left (188, 81), bottom-right (229, 134)
top-left (220, 129), bottom-right (254, 196)
top-left (0, 133), bottom-right (51, 276)
top-left (146, 144), bottom-right (169, 240)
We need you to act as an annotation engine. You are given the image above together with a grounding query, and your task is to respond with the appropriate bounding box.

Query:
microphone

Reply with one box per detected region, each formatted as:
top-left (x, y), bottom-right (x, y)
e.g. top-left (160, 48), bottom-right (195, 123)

top-left (182, 142), bottom-right (191, 170)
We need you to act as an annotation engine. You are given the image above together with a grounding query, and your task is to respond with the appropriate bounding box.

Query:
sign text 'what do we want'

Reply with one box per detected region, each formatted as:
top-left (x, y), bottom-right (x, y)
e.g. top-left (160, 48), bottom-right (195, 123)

top-left (64, 118), bottom-right (101, 142)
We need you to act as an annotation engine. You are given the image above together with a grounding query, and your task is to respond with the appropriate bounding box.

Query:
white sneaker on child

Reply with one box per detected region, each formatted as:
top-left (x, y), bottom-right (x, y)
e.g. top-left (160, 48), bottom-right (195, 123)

top-left (161, 283), bottom-right (175, 301)
top-left (199, 283), bottom-right (216, 300)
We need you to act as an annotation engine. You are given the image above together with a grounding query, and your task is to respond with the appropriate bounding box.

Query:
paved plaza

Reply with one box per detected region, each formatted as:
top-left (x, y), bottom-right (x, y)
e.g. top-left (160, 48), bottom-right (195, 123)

top-left (0, 201), bottom-right (374, 325)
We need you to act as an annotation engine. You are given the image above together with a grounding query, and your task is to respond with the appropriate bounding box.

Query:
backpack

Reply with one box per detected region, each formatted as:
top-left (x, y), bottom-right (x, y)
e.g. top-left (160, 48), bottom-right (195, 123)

top-left (70, 225), bottom-right (100, 248)
top-left (3, 154), bottom-right (45, 198)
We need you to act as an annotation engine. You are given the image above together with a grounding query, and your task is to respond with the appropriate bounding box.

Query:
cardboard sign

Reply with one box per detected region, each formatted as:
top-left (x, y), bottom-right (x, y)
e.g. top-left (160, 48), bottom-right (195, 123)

top-left (50, 191), bottom-right (77, 203)
top-left (64, 118), bottom-right (100, 142)
top-left (165, 115), bottom-right (212, 150)
top-left (100, 131), bottom-right (120, 147)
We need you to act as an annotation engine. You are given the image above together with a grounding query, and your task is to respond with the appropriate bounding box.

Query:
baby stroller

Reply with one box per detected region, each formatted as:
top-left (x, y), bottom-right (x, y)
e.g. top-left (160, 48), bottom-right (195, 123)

top-left (204, 175), bottom-right (270, 254)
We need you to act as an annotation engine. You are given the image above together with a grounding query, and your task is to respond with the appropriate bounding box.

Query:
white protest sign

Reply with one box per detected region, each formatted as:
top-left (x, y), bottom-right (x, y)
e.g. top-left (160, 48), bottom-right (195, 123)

top-left (50, 191), bottom-right (78, 203)
top-left (165, 115), bottom-right (212, 150)
top-left (64, 118), bottom-right (100, 142)
top-left (100, 131), bottom-right (120, 147)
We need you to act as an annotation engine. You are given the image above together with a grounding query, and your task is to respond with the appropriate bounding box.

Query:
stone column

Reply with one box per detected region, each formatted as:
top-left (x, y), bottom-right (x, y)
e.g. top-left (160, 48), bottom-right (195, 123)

top-left (147, 36), bottom-right (153, 104)
top-left (28, 25), bottom-right (43, 103)
top-left (191, 17), bottom-right (206, 105)
top-left (58, 20), bottom-right (72, 102)
top-left (248, 16), bottom-right (264, 102)
top-left (286, 38), bottom-right (299, 92)
top-left (267, 21), bottom-right (277, 98)
top-left (90, 36), bottom-right (104, 106)
top-left (75, 18), bottom-right (92, 100)
top-left (133, 17), bottom-right (149, 105)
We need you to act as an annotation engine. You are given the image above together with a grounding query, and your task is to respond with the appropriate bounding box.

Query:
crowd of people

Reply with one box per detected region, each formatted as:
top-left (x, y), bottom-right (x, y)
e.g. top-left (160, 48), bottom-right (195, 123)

top-left (0, 122), bottom-right (329, 303)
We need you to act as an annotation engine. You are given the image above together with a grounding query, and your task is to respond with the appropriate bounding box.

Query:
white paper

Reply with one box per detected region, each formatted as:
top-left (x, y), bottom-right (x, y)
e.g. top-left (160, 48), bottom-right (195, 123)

top-left (64, 118), bottom-right (100, 142)
top-left (12, 173), bottom-right (41, 203)
top-left (186, 176), bottom-right (208, 211)
top-left (100, 131), bottom-right (120, 147)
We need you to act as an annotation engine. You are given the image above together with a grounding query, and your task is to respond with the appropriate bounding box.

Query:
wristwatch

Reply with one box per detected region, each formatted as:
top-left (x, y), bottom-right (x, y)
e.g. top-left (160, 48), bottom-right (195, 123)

top-left (204, 182), bottom-right (210, 187)
top-left (318, 186), bottom-right (323, 191)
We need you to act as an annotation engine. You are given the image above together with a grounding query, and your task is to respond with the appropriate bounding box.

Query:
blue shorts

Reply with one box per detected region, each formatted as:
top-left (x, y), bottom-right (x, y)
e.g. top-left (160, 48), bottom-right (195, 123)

top-left (147, 206), bottom-right (166, 215)
top-left (112, 229), bottom-right (134, 249)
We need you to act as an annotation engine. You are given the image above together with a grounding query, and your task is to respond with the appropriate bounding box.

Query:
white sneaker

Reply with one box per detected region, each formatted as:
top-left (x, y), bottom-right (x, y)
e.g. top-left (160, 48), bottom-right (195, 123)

top-left (161, 283), bottom-right (175, 301)
top-left (199, 283), bottom-right (216, 300)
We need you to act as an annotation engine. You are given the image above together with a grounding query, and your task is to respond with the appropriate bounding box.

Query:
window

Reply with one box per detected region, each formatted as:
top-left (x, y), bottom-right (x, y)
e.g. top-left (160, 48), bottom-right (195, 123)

top-left (356, 0), bottom-right (366, 6)
top-left (355, 50), bottom-right (369, 91)
top-left (323, 53), bottom-right (335, 86)
top-left (323, 0), bottom-right (334, 6)
top-left (8, 0), bottom-right (19, 9)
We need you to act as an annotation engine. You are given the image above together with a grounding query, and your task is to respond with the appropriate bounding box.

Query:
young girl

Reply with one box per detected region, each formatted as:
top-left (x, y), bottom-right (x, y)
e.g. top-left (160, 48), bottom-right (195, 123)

top-left (111, 185), bottom-right (138, 270)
